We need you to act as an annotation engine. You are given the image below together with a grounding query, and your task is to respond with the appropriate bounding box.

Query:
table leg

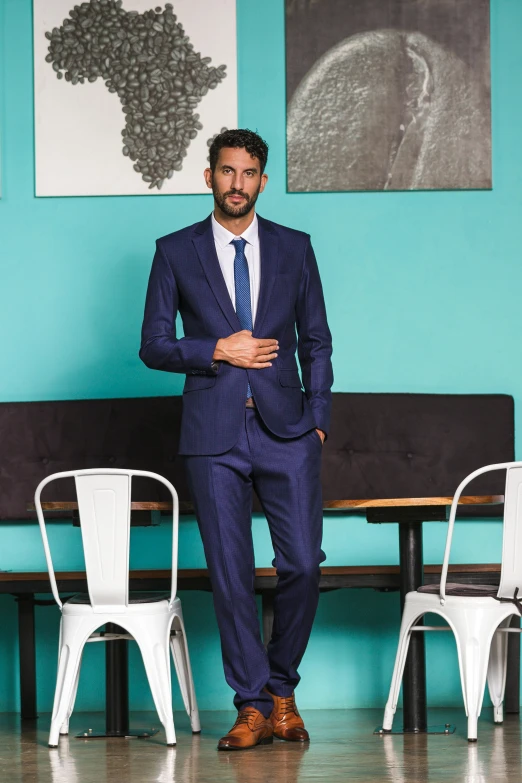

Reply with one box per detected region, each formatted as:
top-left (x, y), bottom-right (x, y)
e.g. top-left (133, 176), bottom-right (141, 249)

top-left (16, 594), bottom-right (38, 720)
top-left (105, 623), bottom-right (129, 736)
top-left (76, 624), bottom-right (157, 739)
top-left (505, 615), bottom-right (520, 714)
top-left (398, 522), bottom-right (427, 732)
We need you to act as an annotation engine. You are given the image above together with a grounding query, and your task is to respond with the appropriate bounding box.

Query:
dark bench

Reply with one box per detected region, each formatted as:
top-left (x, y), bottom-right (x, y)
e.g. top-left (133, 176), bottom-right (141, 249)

top-left (1, 393), bottom-right (514, 517)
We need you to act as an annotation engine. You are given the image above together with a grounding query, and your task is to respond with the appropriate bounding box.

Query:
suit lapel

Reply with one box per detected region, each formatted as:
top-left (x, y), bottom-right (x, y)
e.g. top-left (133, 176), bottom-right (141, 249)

top-left (254, 216), bottom-right (279, 335)
top-left (192, 216), bottom-right (241, 332)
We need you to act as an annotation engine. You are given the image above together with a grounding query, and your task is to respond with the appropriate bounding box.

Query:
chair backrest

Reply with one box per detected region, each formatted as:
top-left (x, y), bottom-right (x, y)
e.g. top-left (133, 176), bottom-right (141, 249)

top-left (499, 465), bottom-right (522, 599)
top-left (35, 468), bottom-right (179, 612)
top-left (440, 462), bottom-right (522, 602)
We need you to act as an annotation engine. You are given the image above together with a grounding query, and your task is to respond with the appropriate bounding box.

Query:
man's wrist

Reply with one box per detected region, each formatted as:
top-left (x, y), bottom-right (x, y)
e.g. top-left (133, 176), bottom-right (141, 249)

top-left (213, 338), bottom-right (226, 362)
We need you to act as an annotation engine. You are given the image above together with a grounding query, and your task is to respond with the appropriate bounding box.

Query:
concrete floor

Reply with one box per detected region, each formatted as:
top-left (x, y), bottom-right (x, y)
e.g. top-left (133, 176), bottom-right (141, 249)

top-left (0, 708), bottom-right (520, 783)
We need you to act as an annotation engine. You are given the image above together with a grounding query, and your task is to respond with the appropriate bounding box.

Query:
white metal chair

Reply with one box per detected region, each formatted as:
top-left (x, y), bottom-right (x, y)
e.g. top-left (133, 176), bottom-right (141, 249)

top-left (383, 461), bottom-right (522, 742)
top-left (35, 468), bottom-right (200, 748)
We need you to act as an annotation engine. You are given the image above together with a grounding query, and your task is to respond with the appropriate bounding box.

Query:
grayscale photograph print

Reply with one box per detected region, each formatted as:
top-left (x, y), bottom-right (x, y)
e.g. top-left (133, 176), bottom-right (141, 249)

top-left (34, 0), bottom-right (237, 196)
top-left (286, 0), bottom-right (492, 192)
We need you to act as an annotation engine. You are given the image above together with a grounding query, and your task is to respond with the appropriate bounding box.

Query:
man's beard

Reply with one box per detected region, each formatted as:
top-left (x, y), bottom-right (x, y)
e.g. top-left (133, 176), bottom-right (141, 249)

top-left (213, 182), bottom-right (260, 218)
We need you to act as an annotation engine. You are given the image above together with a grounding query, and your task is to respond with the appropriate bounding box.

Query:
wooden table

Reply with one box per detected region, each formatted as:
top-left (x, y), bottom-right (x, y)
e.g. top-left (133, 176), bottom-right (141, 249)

top-left (29, 495), bottom-right (505, 736)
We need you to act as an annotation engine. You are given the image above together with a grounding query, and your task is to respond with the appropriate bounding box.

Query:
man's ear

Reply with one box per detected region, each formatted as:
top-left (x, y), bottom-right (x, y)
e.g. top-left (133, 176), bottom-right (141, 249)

top-left (259, 173), bottom-right (268, 193)
top-left (204, 168), bottom-right (213, 190)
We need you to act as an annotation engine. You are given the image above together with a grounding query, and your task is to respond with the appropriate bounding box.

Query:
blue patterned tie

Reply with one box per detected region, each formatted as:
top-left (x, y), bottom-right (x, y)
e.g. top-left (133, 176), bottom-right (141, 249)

top-left (232, 238), bottom-right (253, 400)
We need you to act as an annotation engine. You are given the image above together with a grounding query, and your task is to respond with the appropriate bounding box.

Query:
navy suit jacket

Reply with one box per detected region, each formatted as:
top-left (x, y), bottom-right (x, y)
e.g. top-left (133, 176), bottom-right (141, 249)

top-left (139, 214), bottom-right (333, 455)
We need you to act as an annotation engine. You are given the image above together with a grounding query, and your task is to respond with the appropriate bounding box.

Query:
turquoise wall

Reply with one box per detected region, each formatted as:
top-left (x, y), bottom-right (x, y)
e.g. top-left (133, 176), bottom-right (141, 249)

top-left (0, 0), bottom-right (521, 714)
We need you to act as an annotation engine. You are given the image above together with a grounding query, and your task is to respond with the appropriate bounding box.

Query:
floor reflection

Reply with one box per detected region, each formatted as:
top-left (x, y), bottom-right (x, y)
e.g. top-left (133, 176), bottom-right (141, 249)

top-left (380, 718), bottom-right (513, 783)
top-left (218, 740), bottom-right (308, 783)
top-left (48, 737), bottom-right (79, 783)
top-left (1, 709), bottom-right (521, 783)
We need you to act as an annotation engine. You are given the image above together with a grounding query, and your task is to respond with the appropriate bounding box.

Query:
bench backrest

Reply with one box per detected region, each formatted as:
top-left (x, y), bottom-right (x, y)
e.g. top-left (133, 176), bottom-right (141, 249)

top-left (321, 393), bottom-right (514, 508)
top-left (0, 393), bottom-right (514, 519)
top-left (0, 397), bottom-right (186, 519)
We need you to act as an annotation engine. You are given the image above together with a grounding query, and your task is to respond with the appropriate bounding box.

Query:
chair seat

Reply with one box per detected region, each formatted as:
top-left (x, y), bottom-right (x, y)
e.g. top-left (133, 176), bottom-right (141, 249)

top-left (66, 591), bottom-right (171, 605)
top-left (417, 583), bottom-right (499, 598)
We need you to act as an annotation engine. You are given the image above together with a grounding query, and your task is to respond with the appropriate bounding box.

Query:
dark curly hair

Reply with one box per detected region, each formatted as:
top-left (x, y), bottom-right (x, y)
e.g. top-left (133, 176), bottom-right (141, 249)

top-left (209, 129), bottom-right (269, 174)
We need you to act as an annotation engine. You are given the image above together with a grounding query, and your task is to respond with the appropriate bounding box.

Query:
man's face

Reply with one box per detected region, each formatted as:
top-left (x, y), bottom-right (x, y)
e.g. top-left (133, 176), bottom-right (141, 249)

top-left (204, 147), bottom-right (268, 218)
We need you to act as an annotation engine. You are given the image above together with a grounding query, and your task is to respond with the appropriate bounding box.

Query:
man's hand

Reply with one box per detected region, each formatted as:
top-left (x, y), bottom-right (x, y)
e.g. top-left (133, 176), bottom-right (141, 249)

top-left (316, 429), bottom-right (326, 444)
top-left (213, 330), bottom-right (278, 369)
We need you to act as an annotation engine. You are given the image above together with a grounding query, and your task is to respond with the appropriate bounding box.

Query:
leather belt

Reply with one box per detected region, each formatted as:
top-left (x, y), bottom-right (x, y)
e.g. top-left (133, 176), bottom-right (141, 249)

top-left (245, 397), bottom-right (256, 409)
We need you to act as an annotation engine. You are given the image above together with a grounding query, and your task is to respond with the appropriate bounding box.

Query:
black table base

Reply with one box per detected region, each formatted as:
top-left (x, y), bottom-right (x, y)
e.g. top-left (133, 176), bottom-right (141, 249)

top-left (16, 596), bottom-right (37, 721)
top-left (374, 723), bottom-right (456, 735)
top-left (506, 615), bottom-right (521, 713)
top-left (75, 730), bottom-right (158, 739)
top-left (399, 521), bottom-right (427, 733)
top-left (76, 623), bottom-right (157, 740)
top-left (106, 623), bottom-right (129, 735)
top-left (369, 507), bottom-right (452, 734)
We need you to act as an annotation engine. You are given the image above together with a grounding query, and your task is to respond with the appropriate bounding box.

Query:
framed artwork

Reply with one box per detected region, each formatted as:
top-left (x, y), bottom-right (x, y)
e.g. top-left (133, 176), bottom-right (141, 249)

top-left (286, 0), bottom-right (491, 192)
top-left (34, 0), bottom-right (237, 196)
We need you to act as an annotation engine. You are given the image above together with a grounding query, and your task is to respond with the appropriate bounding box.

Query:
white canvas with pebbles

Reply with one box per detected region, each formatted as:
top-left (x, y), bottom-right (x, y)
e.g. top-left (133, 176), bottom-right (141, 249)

top-left (34, 0), bottom-right (237, 196)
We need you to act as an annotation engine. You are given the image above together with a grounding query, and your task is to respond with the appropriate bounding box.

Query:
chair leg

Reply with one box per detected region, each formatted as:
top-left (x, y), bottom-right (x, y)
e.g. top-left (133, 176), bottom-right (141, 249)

top-left (170, 614), bottom-right (201, 733)
top-left (487, 616), bottom-right (512, 724)
top-left (60, 653), bottom-right (82, 735)
top-left (52, 618), bottom-right (82, 736)
top-left (49, 622), bottom-right (88, 748)
top-left (450, 612), bottom-right (499, 742)
top-left (132, 619), bottom-right (176, 746)
top-left (383, 600), bottom-right (423, 731)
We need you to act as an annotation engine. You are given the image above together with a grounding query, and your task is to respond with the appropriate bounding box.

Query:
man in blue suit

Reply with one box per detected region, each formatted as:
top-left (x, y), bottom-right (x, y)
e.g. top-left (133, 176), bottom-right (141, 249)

top-left (140, 129), bottom-right (333, 750)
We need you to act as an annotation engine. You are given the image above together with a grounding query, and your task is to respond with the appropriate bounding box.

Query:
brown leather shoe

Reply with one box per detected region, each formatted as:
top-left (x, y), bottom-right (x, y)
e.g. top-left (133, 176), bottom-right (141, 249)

top-left (217, 707), bottom-right (273, 751)
top-left (265, 690), bottom-right (310, 742)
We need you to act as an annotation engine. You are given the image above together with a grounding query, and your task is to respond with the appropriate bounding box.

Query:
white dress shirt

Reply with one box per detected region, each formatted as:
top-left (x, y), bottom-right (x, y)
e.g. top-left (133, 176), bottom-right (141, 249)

top-left (211, 212), bottom-right (261, 326)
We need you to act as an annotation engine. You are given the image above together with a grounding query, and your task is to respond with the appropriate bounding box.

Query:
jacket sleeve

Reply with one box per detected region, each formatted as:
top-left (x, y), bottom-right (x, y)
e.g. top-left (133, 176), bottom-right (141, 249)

top-left (139, 240), bottom-right (218, 375)
top-left (296, 238), bottom-right (334, 435)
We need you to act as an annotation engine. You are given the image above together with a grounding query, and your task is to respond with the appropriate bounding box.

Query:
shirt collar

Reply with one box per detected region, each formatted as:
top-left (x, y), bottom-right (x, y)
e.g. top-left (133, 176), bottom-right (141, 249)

top-left (211, 212), bottom-right (258, 250)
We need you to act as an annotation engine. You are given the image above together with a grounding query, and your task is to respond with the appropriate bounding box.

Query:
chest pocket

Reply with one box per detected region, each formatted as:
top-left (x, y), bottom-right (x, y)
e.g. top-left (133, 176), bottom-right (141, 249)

top-left (183, 375), bottom-right (217, 393)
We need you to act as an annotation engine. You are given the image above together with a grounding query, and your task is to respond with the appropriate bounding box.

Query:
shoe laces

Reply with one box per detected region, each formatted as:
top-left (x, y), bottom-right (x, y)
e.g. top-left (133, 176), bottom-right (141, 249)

top-left (233, 708), bottom-right (258, 728)
top-left (278, 695), bottom-right (299, 717)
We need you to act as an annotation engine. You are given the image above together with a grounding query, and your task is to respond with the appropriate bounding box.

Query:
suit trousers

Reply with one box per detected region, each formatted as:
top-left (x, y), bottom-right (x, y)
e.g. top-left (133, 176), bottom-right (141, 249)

top-left (184, 407), bottom-right (325, 717)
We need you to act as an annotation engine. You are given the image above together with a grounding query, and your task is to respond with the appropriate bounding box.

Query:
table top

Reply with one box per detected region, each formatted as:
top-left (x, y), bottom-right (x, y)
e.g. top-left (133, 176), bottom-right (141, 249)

top-left (28, 495), bottom-right (504, 513)
top-left (323, 495), bottom-right (503, 510)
